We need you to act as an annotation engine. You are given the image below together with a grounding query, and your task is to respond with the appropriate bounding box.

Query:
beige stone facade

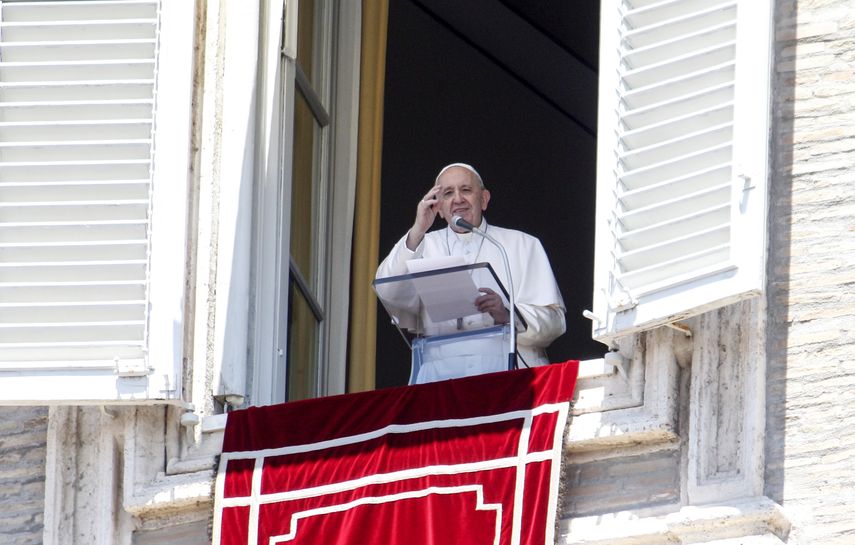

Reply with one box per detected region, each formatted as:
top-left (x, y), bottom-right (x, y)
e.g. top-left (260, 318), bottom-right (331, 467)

top-left (0, 407), bottom-right (47, 545)
top-left (765, 0), bottom-right (855, 543)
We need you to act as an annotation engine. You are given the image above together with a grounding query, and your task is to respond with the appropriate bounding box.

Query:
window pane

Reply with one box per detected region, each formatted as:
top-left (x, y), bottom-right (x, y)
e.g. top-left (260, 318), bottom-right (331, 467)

top-left (287, 280), bottom-right (319, 401)
top-left (296, 0), bottom-right (315, 84)
top-left (289, 88), bottom-right (320, 292)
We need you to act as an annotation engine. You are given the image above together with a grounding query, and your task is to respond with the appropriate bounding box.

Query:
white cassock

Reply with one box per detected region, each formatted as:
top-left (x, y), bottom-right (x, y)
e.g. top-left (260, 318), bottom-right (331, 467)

top-left (376, 219), bottom-right (566, 383)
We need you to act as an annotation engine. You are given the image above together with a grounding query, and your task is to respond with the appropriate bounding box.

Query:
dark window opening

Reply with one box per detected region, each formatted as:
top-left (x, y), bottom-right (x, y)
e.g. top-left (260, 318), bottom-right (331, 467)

top-left (376, 0), bottom-right (603, 388)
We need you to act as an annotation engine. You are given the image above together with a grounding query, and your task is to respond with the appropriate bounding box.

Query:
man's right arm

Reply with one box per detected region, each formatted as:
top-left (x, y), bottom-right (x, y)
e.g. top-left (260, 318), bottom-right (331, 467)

top-left (376, 233), bottom-right (424, 279)
top-left (377, 183), bottom-right (442, 278)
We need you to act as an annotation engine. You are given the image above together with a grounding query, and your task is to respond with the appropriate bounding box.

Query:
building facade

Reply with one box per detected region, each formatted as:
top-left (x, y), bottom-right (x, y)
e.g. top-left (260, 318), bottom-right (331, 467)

top-left (0, 0), bottom-right (853, 544)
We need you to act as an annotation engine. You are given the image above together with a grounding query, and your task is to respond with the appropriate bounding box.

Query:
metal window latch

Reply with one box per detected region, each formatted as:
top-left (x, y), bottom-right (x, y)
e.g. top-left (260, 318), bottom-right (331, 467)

top-left (738, 173), bottom-right (755, 212)
top-left (582, 310), bottom-right (602, 324)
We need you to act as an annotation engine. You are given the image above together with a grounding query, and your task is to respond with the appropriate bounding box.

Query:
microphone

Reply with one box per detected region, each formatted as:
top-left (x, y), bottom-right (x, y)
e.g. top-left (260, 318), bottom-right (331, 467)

top-left (451, 215), bottom-right (476, 232)
top-left (450, 216), bottom-right (517, 371)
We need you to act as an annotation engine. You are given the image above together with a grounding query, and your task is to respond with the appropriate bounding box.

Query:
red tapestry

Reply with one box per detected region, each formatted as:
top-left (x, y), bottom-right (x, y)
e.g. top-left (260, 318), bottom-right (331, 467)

top-left (212, 360), bottom-right (579, 545)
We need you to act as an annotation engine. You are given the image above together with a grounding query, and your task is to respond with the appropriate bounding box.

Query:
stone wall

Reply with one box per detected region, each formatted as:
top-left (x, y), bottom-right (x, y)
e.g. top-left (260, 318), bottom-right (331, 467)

top-left (766, 0), bottom-right (855, 544)
top-left (563, 448), bottom-right (682, 517)
top-left (0, 407), bottom-right (47, 545)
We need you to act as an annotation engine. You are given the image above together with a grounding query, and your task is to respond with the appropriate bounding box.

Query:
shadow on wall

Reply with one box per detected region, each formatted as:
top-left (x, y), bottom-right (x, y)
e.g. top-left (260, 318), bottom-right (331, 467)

top-left (763, 0), bottom-right (794, 505)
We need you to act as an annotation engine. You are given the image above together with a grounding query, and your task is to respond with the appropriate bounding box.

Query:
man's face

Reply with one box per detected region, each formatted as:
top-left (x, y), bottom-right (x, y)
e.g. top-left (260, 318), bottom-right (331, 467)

top-left (436, 167), bottom-right (491, 232)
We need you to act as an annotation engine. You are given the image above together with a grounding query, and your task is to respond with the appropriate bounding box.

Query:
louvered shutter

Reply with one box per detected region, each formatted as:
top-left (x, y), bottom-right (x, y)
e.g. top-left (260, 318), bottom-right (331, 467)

top-left (0, 0), bottom-right (193, 402)
top-left (591, 0), bottom-right (772, 342)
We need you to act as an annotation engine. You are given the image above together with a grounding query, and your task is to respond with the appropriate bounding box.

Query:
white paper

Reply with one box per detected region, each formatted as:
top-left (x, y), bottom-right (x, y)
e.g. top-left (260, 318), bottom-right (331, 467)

top-left (406, 257), bottom-right (482, 323)
top-left (405, 255), bottom-right (465, 274)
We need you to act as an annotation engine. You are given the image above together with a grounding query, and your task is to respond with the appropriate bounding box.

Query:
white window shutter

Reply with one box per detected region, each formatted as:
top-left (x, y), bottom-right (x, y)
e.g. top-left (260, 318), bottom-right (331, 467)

top-left (591, 0), bottom-right (772, 343)
top-left (0, 0), bottom-right (193, 403)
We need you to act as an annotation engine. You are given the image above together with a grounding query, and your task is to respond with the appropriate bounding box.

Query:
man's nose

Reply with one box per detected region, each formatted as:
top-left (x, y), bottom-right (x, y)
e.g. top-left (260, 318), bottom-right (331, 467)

top-left (451, 189), bottom-right (464, 202)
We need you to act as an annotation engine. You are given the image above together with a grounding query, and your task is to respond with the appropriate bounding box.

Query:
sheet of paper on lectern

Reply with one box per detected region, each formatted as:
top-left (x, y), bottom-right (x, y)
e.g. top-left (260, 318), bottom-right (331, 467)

top-left (405, 256), bottom-right (482, 323)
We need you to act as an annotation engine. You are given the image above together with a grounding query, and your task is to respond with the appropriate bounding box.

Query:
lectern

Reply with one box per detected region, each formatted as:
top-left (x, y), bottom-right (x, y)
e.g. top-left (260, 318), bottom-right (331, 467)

top-left (373, 262), bottom-right (524, 384)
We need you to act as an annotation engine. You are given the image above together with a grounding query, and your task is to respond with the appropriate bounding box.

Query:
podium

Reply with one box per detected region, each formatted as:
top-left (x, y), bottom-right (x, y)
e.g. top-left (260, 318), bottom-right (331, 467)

top-left (373, 262), bottom-right (525, 384)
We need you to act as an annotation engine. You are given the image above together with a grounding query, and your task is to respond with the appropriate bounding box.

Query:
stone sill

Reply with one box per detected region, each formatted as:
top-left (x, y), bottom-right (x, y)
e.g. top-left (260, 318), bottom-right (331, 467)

top-left (559, 496), bottom-right (790, 545)
top-left (125, 469), bottom-right (216, 517)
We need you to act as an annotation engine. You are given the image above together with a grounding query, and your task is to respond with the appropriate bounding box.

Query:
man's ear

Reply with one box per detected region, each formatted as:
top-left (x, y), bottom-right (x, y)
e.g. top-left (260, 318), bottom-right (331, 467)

top-left (481, 189), bottom-right (491, 210)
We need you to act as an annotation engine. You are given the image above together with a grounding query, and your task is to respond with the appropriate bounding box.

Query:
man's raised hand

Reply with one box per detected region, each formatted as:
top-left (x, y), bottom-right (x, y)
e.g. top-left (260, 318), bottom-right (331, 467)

top-left (406, 184), bottom-right (441, 250)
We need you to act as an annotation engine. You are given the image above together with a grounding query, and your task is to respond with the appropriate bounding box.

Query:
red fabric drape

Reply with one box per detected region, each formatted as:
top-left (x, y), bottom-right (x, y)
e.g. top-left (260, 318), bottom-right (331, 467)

top-left (213, 361), bottom-right (579, 545)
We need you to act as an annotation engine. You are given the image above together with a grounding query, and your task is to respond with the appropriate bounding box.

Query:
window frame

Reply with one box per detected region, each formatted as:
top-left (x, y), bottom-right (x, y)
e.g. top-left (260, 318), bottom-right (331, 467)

top-left (284, 2), bottom-right (334, 400)
top-left (145, 0), bottom-right (195, 402)
top-left (249, 0), bottom-right (360, 406)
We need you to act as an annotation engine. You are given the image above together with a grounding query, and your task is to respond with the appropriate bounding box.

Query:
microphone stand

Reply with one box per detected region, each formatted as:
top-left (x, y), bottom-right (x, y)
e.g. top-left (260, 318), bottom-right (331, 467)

top-left (452, 217), bottom-right (517, 371)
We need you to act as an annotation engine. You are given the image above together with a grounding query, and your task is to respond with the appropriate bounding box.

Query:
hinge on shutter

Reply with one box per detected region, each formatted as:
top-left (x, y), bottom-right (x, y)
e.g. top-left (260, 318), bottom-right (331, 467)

top-left (606, 220), bottom-right (638, 313)
top-left (606, 276), bottom-right (638, 312)
top-left (114, 357), bottom-right (151, 377)
top-left (609, 291), bottom-right (638, 312)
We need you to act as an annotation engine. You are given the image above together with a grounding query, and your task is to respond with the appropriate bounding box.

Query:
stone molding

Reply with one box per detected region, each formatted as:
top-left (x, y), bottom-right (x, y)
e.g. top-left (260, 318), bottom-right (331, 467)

top-left (560, 496), bottom-right (790, 545)
top-left (42, 406), bottom-right (224, 544)
top-left (567, 326), bottom-right (682, 454)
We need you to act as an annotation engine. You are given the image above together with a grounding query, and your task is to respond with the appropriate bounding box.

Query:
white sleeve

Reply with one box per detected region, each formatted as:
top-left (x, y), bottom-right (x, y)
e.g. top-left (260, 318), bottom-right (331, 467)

top-left (376, 232), bottom-right (424, 279)
top-left (515, 303), bottom-right (566, 348)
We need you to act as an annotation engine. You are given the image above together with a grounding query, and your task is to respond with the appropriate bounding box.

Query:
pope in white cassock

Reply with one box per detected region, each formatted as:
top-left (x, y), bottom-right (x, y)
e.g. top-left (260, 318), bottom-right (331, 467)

top-left (375, 163), bottom-right (566, 383)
